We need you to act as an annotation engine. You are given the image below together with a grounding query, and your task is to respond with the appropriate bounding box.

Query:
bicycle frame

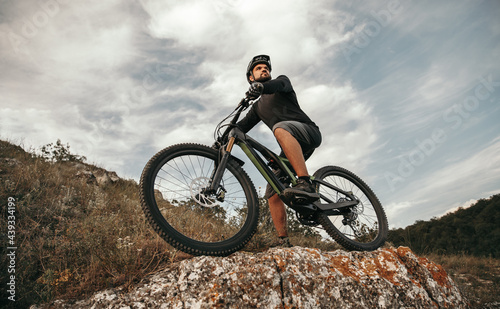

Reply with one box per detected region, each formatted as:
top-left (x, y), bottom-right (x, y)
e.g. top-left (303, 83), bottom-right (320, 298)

top-left (209, 97), bottom-right (360, 215)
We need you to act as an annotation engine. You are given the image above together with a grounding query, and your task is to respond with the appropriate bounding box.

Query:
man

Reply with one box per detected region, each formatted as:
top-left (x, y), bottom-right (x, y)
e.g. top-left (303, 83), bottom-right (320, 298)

top-left (237, 55), bottom-right (322, 247)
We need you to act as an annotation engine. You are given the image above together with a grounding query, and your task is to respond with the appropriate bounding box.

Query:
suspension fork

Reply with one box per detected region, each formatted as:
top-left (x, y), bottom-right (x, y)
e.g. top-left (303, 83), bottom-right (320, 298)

top-left (208, 136), bottom-right (236, 192)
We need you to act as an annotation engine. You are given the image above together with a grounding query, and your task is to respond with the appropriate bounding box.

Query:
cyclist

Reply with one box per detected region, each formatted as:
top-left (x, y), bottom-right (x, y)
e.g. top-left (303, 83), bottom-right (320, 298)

top-left (237, 55), bottom-right (322, 246)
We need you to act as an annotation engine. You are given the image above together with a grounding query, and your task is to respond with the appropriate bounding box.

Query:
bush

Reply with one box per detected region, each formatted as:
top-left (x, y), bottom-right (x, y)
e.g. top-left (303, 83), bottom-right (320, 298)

top-left (40, 139), bottom-right (86, 163)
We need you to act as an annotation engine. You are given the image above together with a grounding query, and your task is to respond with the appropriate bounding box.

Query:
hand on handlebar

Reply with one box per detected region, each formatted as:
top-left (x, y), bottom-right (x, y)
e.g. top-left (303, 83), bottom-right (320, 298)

top-left (246, 82), bottom-right (264, 99)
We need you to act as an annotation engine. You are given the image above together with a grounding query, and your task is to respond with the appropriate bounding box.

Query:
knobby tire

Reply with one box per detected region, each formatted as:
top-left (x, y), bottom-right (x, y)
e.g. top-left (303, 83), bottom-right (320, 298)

top-left (313, 166), bottom-right (388, 251)
top-left (140, 144), bottom-right (259, 256)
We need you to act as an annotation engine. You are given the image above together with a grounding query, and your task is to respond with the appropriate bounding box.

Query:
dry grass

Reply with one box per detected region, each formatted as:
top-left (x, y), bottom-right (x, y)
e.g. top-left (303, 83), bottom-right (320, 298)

top-left (0, 140), bottom-right (173, 307)
top-left (424, 253), bottom-right (500, 308)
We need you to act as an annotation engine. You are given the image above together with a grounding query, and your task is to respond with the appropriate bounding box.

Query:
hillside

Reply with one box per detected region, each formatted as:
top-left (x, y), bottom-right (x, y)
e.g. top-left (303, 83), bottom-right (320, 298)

top-left (0, 139), bottom-right (496, 308)
top-left (0, 139), bottom-right (174, 307)
top-left (388, 194), bottom-right (500, 257)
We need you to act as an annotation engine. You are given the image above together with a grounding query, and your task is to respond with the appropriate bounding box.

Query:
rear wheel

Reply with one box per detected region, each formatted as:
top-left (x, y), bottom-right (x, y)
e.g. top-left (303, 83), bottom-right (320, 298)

top-left (313, 166), bottom-right (387, 251)
top-left (140, 143), bottom-right (259, 256)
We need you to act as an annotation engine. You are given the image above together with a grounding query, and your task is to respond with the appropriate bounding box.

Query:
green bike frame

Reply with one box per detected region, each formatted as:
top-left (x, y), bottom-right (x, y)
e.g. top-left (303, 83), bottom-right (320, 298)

top-left (209, 127), bottom-right (292, 197)
top-left (210, 126), bottom-right (359, 215)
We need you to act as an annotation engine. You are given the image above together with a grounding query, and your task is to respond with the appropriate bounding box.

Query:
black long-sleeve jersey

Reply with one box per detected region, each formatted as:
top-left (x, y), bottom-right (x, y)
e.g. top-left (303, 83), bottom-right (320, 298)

top-left (237, 75), bottom-right (319, 133)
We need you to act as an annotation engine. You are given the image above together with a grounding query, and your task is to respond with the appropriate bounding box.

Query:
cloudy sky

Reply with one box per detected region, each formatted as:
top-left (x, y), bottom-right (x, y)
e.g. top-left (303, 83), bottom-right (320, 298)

top-left (1, 0), bottom-right (499, 228)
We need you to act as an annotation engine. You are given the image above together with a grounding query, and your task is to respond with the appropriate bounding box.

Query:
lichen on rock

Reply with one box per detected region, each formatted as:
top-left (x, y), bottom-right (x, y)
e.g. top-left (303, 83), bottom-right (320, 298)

top-left (36, 246), bottom-right (468, 308)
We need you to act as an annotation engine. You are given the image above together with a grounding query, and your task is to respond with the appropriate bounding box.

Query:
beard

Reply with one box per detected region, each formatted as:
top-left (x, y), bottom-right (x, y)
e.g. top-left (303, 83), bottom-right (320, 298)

top-left (255, 74), bottom-right (271, 82)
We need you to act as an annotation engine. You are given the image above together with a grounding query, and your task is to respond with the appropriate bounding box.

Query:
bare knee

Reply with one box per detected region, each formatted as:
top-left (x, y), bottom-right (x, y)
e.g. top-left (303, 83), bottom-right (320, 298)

top-left (274, 128), bottom-right (290, 139)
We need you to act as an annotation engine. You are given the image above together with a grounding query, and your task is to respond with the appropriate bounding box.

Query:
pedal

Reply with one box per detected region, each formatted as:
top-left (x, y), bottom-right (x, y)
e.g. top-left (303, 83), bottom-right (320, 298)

top-left (285, 191), bottom-right (319, 204)
top-left (280, 192), bottom-right (317, 214)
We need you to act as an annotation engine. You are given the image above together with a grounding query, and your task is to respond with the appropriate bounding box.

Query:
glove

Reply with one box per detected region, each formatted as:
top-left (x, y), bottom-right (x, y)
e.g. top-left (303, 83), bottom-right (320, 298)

top-left (246, 82), bottom-right (264, 99)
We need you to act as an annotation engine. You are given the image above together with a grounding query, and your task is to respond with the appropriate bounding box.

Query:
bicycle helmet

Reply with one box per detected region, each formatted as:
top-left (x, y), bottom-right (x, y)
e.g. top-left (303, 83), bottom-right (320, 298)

top-left (246, 54), bottom-right (272, 83)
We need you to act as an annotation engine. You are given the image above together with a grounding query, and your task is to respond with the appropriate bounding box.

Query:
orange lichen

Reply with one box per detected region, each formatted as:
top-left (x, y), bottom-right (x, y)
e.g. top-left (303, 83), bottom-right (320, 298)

top-left (323, 249), bottom-right (409, 287)
top-left (396, 246), bottom-right (414, 257)
top-left (327, 255), bottom-right (361, 281)
top-left (303, 247), bottom-right (322, 259)
top-left (418, 257), bottom-right (452, 289)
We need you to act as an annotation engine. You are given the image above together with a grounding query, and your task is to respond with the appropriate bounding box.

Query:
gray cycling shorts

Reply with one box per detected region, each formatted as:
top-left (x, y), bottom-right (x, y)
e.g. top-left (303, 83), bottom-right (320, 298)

top-left (264, 121), bottom-right (322, 199)
top-left (272, 121), bottom-right (322, 155)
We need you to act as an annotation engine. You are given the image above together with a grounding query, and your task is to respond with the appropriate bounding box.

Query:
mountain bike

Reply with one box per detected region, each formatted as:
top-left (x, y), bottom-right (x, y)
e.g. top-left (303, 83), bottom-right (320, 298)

top-left (140, 95), bottom-right (388, 256)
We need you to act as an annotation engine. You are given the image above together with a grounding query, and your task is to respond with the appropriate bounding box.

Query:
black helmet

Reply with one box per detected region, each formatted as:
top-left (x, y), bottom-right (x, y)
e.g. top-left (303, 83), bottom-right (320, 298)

top-left (246, 55), bottom-right (272, 83)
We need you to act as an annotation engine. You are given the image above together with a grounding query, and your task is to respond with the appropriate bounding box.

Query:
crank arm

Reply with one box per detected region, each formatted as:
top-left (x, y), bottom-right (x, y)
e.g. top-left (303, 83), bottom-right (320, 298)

top-left (314, 199), bottom-right (358, 212)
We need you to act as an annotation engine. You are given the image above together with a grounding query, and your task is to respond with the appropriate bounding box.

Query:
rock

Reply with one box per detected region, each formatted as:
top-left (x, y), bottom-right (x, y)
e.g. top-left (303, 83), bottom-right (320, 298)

top-left (74, 169), bottom-right (120, 186)
top-left (93, 169), bottom-right (112, 186)
top-left (37, 247), bottom-right (468, 308)
top-left (107, 171), bottom-right (120, 183)
top-left (154, 189), bottom-right (164, 200)
top-left (75, 170), bottom-right (97, 184)
top-left (69, 162), bottom-right (87, 170)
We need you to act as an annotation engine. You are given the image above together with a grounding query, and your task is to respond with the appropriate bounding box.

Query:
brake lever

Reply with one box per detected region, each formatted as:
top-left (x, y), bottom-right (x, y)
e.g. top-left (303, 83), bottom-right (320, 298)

top-left (238, 97), bottom-right (250, 108)
top-left (248, 95), bottom-right (261, 105)
top-left (238, 95), bottom-right (261, 108)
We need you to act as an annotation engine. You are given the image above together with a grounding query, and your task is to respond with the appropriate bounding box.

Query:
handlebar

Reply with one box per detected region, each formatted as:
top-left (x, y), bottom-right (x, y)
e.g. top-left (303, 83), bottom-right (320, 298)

top-left (238, 94), bottom-right (260, 108)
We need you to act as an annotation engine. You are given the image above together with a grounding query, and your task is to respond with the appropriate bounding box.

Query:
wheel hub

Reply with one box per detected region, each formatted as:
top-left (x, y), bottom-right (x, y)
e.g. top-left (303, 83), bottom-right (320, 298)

top-left (190, 177), bottom-right (219, 207)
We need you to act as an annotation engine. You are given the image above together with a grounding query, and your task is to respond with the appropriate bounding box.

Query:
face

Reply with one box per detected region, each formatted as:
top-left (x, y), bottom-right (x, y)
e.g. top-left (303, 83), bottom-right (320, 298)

top-left (250, 64), bottom-right (271, 82)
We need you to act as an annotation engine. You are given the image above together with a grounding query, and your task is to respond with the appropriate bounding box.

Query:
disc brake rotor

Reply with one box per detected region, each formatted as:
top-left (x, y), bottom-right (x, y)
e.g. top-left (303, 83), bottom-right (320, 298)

top-left (190, 177), bottom-right (219, 207)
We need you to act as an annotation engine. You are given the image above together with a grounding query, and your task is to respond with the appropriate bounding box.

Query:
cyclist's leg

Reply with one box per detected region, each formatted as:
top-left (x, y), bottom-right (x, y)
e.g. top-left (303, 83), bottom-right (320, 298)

top-left (274, 128), bottom-right (308, 177)
top-left (268, 193), bottom-right (288, 238)
top-left (272, 121), bottom-right (322, 176)
top-left (265, 171), bottom-right (288, 237)
top-left (273, 121), bottom-right (322, 199)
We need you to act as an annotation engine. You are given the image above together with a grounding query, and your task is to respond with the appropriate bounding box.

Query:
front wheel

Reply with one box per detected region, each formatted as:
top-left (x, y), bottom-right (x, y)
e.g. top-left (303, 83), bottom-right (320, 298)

top-left (313, 166), bottom-right (388, 251)
top-left (140, 143), bottom-right (259, 256)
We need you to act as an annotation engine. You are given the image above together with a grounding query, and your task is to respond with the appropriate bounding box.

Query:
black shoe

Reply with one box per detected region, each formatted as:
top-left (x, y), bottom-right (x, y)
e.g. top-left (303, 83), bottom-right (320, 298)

top-left (283, 178), bottom-right (320, 203)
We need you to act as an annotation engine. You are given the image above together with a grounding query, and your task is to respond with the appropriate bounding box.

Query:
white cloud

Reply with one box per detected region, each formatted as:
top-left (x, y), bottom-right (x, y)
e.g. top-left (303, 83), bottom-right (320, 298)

top-left (1, 0), bottom-right (499, 229)
top-left (440, 198), bottom-right (478, 217)
top-left (384, 201), bottom-right (415, 228)
top-left (384, 136), bottom-right (500, 227)
top-left (300, 83), bottom-right (378, 173)
top-left (140, 0), bottom-right (349, 79)
top-left (0, 1), bottom-right (147, 174)
top-left (417, 137), bottom-right (500, 197)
